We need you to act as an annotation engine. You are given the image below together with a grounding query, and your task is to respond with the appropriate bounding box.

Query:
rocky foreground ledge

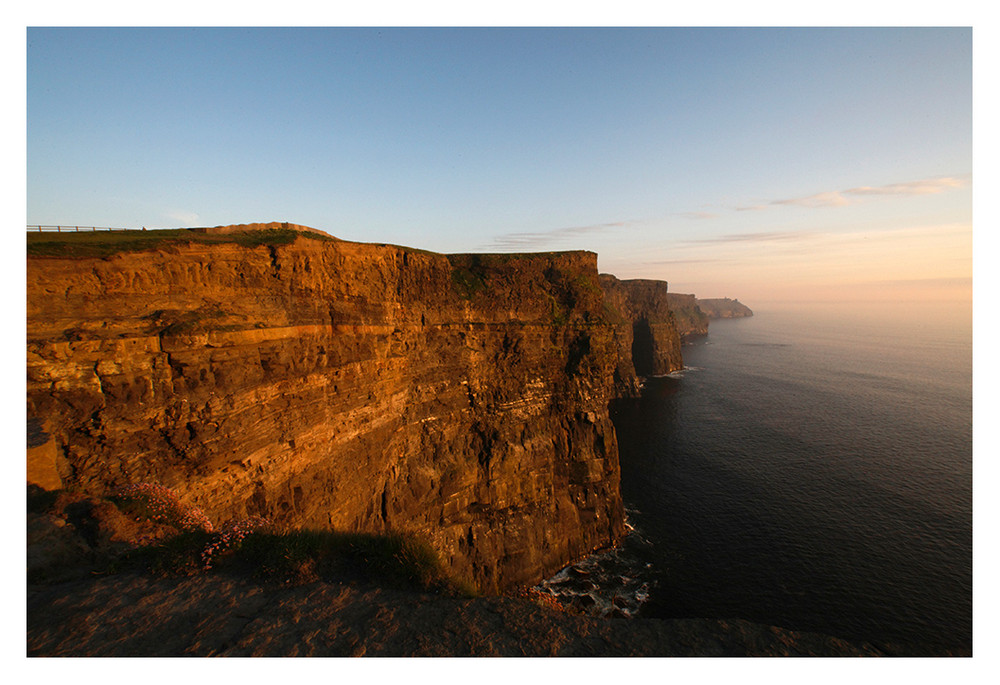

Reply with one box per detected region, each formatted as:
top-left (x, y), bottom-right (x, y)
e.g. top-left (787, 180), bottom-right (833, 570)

top-left (27, 573), bottom-right (883, 657)
top-left (25, 486), bottom-right (884, 657)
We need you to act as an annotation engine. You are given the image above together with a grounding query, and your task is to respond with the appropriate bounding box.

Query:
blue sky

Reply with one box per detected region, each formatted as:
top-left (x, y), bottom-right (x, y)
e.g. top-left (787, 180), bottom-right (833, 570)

top-left (26, 26), bottom-right (972, 304)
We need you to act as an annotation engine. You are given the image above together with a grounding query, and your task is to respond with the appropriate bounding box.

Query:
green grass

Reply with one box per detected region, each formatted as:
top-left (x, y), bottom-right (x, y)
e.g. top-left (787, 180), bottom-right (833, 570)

top-left (233, 530), bottom-right (466, 591)
top-left (31, 483), bottom-right (476, 595)
top-left (26, 228), bottom-right (336, 259)
top-left (107, 530), bottom-right (216, 577)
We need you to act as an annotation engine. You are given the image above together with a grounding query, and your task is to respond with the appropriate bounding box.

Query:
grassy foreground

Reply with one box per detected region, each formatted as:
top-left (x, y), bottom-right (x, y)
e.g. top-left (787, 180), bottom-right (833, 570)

top-left (28, 484), bottom-right (476, 596)
top-left (26, 227), bottom-right (335, 259)
top-left (111, 528), bottom-right (472, 594)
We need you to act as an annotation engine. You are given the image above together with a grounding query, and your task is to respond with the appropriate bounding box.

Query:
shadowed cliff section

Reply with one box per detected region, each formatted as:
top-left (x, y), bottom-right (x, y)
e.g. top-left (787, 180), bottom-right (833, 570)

top-left (26, 225), bottom-right (625, 593)
top-left (599, 275), bottom-right (684, 394)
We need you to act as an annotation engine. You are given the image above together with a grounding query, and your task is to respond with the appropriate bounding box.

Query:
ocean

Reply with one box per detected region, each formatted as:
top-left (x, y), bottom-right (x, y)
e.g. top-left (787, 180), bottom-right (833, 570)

top-left (539, 300), bottom-right (973, 655)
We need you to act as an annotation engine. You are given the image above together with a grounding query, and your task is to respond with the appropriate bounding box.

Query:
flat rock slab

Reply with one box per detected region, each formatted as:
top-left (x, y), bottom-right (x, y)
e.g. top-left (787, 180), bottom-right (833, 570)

top-left (27, 574), bottom-right (882, 657)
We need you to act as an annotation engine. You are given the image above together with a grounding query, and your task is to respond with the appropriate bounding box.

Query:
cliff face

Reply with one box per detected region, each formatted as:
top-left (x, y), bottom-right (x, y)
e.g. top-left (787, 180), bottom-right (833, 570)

top-left (26, 229), bottom-right (624, 593)
top-left (665, 293), bottom-right (710, 342)
top-left (696, 298), bottom-right (753, 319)
top-left (599, 276), bottom-right (684, 393)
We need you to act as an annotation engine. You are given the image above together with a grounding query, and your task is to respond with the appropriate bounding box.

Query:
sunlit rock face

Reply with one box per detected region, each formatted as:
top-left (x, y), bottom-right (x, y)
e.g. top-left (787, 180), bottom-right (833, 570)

top-left (26, 227), bottom-right (626, 593)
top-left (599, 275), bottom-right (685, 393)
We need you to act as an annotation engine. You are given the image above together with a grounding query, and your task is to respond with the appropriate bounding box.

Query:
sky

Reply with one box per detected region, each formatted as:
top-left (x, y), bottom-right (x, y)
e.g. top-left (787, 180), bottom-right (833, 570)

top-left (25, 25), bottom-right (973, 306)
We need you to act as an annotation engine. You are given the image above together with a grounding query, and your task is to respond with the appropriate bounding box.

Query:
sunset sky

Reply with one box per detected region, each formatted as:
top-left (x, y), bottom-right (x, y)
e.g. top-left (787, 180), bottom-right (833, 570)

top-left (26, 26), bottom-right (972, 305)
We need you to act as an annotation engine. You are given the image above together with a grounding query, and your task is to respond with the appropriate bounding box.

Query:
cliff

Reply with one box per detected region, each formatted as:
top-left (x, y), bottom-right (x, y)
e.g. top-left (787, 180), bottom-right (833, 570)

top-left (598, 275), bottom-right (684, 394)
top-left (697, 297), bottom-right (753, 319)
top-left (26, 225), bottom-right (625, 593)
top-left (665, 293), bottom-right (710, 342)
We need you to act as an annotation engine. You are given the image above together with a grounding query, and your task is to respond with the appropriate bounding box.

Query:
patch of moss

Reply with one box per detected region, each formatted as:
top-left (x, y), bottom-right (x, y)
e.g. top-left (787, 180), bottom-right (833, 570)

top-left (450, 266), bottom-right (487, 299)
top-left (548, 294), bottom-right (569, 326)
top-left (601, 301), bottom-right (627, 325)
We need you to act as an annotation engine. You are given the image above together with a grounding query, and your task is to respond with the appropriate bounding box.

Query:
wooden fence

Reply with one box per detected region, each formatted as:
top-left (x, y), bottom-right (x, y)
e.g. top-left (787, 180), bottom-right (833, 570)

top-left (27, 225), bottom-right (142, 233)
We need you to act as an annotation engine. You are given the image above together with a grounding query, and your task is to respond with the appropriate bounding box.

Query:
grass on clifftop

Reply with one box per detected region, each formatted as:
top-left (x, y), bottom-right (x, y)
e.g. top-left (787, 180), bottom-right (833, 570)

top-left (26, 228), bottom-right (335, 259)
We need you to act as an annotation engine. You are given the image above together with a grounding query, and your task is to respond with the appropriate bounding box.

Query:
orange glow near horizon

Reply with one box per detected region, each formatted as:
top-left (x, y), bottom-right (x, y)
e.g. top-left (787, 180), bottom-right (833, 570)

top-left (621, 222), bottom-right (972, 306)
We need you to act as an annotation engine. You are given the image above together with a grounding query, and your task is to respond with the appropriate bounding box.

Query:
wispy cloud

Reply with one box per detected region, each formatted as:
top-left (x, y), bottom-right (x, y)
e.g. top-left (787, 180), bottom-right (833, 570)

top-left (684, 230), bottom-right (816, 245)
top-left (484, 175), bottom-right (967, 253)
top-left (735, 175), bottom-right (968, 212)
top-left (771, 191), bottom-right (851, 209)
top-left (642, 258), bottom-right (728, 265)
top-left (486, 220), bottom-right (633, 251)
top-left (843, 177), bottom-right (966, 196)
top-left (676, 211), bottom-right (719, 220)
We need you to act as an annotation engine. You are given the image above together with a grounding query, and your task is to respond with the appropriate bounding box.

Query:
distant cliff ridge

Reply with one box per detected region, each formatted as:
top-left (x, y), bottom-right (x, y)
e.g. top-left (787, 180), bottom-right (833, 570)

top-left (697, 298), bottom-right (754, 319)
top-left (27, 225), bottom-right (626, 593)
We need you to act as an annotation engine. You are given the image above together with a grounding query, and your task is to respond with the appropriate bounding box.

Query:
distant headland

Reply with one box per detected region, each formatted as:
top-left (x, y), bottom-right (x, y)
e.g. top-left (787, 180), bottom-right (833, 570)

top-left (696, 297), bottom-right (754, 319)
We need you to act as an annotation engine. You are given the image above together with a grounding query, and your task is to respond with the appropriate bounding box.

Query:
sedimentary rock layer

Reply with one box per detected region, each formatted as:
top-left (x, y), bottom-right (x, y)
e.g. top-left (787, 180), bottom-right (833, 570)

top-left (26, 229), bottom-right (625, 592)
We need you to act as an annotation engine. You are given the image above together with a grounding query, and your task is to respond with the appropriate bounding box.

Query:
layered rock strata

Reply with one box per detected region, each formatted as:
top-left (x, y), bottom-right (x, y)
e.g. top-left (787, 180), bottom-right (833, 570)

top-left (26, 229), bottom-right (625, 593)
top-left (599, 275), bottom-right (684, 394)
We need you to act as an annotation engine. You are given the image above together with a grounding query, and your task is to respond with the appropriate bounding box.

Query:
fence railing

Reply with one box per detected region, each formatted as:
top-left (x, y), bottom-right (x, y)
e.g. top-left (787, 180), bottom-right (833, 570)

top-left (27, 225), bottom-right (143, 233)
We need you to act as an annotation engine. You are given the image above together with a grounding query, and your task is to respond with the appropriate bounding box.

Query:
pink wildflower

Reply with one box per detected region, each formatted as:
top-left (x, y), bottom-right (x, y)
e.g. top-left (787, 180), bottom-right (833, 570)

top-left (200, 516), bottom-right (272, 570)
top-left (110, 483), bottom-right (214, 533)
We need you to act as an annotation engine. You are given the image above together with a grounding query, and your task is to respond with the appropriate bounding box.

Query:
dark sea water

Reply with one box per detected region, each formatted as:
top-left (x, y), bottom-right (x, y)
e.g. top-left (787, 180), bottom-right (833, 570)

top-left (542, 301), bottom-right (973, 655)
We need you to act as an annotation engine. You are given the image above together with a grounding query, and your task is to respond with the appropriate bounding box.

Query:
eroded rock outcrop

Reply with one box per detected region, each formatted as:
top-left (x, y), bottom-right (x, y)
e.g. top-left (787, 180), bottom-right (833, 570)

top-left (26, 227), bottom-right (625, 593)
